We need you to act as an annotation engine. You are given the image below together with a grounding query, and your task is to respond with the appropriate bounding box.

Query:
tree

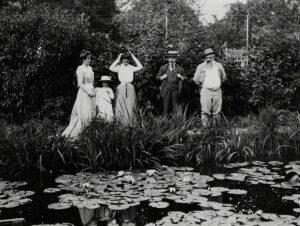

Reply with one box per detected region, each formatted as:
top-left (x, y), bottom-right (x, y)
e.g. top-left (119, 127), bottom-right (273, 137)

top-left (206, 0), bottom-right (300, 112)
top-left (113, 0), bottom-right (206, 112)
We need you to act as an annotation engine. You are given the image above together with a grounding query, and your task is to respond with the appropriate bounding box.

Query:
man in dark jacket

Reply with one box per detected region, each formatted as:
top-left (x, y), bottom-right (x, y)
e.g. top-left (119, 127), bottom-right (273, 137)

top-left (156, 51), bottom-right (186, 115)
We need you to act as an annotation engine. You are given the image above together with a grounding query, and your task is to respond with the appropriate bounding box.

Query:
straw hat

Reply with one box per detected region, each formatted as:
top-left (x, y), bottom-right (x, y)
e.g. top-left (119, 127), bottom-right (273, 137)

top-left (100, 75), bottom-right (112, 82)
top-left (203, 48), bottom-right (215, 57)
top-left (166, 50), bottom-right (178, 58)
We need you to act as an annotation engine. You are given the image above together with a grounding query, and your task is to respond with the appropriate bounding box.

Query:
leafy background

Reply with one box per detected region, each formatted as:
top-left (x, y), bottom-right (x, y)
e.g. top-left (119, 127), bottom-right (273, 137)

top-left (0, 0), bottom-right (299, 122)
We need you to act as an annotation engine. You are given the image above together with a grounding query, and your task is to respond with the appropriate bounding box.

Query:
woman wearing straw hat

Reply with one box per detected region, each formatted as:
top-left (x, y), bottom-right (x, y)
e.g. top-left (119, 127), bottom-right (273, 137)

top-left (62, 50), bottom-right (96, 139)
top-left (109, 52), bottom-right (143, 125)
top-left (95, 75), bottom-right (114, 122)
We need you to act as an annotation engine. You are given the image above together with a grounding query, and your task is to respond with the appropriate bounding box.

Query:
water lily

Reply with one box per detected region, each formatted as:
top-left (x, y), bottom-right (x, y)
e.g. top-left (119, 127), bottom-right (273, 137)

top-left (146, 169), bottom-right (156, 176)
top-left (124, 175), bottom-right (136, 184)
top-left (118, 171), bottom-right (125, 177)
top-left (169, 187), bottom-right (176, 193)
top-left (183, 176), bottom-right (191, 183)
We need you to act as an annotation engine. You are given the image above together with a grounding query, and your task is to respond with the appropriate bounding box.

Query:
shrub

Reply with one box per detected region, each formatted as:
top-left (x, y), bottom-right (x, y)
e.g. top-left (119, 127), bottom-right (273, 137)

top-left (0, 3), bottom-right (89, 122)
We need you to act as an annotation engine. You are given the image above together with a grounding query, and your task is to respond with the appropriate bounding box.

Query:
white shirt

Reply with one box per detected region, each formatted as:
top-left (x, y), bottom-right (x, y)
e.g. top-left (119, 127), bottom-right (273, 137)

top-left (110, 64), bottom-right (141, 86)
top-left (202, 62), bottom-right (221, 90)
top-left (193, 60), bottom-right (226, 90)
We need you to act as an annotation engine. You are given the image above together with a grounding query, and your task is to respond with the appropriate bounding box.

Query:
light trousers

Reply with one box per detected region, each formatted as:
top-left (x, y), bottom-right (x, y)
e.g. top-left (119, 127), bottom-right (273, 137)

top-left (200, 87), bottom-right (222, 127)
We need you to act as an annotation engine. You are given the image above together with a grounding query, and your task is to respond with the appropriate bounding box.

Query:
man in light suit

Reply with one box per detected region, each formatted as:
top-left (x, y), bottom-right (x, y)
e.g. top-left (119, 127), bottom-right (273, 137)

top-left (193, 48), bottom-right (226, 127)
top-left (156, 50), bottom-right (186, 115)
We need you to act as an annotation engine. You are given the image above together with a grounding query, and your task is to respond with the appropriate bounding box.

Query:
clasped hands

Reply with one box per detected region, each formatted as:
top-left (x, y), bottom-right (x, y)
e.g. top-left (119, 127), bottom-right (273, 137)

top-left (88, 91), bottom-right (95, 97)
top-left (161, 73), bottom-right (184, 80)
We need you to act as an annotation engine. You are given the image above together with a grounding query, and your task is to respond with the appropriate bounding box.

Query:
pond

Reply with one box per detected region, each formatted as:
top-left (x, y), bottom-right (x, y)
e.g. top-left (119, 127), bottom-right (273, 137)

top-left (0, 161), bottom-right (300, 225)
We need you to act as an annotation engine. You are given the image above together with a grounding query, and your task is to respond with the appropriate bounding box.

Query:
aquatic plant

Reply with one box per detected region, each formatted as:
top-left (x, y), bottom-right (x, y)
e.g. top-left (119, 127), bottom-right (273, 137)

top-left (76, 106), bottom-right (194, 171)
top-left (0, 119), bottom-right (75, 177)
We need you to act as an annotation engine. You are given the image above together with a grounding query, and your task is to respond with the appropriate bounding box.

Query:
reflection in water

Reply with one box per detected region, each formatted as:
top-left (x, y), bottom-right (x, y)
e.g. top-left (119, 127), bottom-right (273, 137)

top-left (78, 205), bottom-right (137, 226)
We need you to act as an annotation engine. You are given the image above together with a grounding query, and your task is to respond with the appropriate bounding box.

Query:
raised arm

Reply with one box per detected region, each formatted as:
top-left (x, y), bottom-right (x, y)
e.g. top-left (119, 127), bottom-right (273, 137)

top-left (109, 54), bottom-right (122, 73)
top-left (130, 53), bottom-right (143, 72)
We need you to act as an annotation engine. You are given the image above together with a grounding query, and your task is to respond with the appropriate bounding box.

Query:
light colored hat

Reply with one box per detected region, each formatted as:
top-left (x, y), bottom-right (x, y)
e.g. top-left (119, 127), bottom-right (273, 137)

top-left (204, 48), bottom-right (215, 57)
top-left (166, 50), bottom-right (178, 58)
top-left (100, 75), bottom-right (112, 82)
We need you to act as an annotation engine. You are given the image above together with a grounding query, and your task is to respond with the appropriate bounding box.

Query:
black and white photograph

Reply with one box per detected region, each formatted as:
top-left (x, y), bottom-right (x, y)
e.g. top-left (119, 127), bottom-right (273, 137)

top-left (0, 0), bottom-right (300, 225)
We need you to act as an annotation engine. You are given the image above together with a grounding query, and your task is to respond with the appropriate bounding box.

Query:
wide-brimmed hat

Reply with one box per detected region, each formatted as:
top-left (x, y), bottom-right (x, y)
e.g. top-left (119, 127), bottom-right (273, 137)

top-left (99, 75), bottom-right (113, 82)
top-left (203, 48), bottom-right (215, 57)
top-left (166, 50), bottom-right (178, 58)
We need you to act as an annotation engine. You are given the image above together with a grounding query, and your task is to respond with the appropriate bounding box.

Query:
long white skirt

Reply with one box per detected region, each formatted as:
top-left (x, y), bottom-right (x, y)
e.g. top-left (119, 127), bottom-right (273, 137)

top-left (62, 86), bottom-right (95, 139)
top-left (115, 84), bottom-right (137, 125)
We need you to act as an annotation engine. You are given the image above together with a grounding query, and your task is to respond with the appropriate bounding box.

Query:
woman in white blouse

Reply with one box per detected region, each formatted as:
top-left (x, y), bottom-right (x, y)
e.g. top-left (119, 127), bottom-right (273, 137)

top-left (109, 52), bottom-right (143, 125)
top-left (62, 50), bottom-right (96, 139)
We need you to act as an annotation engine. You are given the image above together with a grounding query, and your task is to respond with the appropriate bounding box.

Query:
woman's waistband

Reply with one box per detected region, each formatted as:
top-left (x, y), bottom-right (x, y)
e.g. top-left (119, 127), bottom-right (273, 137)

top-left (120, 82), bottom-right (132, 86)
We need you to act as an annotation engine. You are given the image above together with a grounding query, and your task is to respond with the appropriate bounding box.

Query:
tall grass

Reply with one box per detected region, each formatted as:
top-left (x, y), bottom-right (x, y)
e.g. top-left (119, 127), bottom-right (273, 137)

top-left (0, 119), bottom-right (75, 177)
top-left (182, 106), bottom-right (300, 167)
top-left (76, 106), bottom-right (195, 171)
top-left (1, 105), bottom-right (300, 178)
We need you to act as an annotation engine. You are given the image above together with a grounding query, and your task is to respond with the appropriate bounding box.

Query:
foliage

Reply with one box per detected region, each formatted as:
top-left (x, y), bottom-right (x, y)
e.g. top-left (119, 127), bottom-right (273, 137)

top-left (2, 106), bottom-right (300, 178)
top-left (207, 0), bottom-right (300, 112)
top-left (0, 119), bottom-right (75, 177)
top-left (182, 105), bottom-right (300, 167)
top-left (33, 0), bottom-right (118, 32)
top-left (114, 0), bottom-right (206, 113)
top-left (75, 106), bottom-right (194, 171)
top-left (0, 3), bottom-right (89, 122)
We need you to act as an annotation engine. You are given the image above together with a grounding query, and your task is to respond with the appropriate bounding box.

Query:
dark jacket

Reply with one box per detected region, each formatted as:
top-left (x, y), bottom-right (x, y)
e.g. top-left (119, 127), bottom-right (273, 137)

top-left (156, 64), bottom-right (186, 98)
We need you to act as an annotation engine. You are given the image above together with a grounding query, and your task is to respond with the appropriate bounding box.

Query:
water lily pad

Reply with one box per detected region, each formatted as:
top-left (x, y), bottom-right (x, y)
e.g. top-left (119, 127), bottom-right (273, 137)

top-left (252, 161), bottom-right (267, 166)
top-left (48, 202), bottom-right (72, 210)
top-left (108, 203), bottom-right (131, 210)
top-left (32, 224), bottom-right (74, 226)
top-left (227, 189), bottom-right (247, 195)
top-left (44, 188), bottom-right (61, 193)
top-left (149, 201), bottom-right (169, 209)
top-left (268, 161), bottom-right (283, 166)
top-left (210, 187), bottom-right (229, 193)
top-left (212, 174), bottom-right (226, 180)
top-left (293, 208), bottom-right (300, 213)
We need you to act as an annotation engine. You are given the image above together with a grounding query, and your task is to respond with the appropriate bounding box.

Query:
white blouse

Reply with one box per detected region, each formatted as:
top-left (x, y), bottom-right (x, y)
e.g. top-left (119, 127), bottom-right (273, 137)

top-left (110, 64), bottom-right (141, 85)
top-left (76, 64), bottom-right (94, 94)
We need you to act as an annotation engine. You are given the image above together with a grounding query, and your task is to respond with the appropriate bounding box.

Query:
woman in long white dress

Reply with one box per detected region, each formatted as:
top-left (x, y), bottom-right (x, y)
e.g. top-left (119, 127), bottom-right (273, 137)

top-left (109, 52), bottom-right (143, 125)
top-left (62, 50), bottom-right (95, 139)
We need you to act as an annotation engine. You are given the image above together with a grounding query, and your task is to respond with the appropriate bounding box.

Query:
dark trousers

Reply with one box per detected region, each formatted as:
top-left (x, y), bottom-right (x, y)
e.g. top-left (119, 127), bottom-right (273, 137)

top-left (163, 89), bottom-right (179, 115)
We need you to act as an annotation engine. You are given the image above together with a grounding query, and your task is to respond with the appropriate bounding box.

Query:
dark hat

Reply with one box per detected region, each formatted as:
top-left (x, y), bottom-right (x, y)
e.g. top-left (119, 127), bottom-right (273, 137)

top-left (80, 50), bottom-right (91, 59)
top-left (121, 52), bottom-right (132, 61)
top-left (166, 50), bottom-right (178, 58)
top-left (203, 48), bottom-right (215, 57)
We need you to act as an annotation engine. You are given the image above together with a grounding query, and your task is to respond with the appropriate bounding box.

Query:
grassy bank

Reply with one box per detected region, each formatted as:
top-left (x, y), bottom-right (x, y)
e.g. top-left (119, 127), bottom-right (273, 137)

top-left (1, 106), bottom-right (300, 178)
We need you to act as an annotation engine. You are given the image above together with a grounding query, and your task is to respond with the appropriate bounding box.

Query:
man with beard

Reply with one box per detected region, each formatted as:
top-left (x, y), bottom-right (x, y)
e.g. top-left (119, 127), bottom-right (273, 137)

top-left (193, 48), bottom-right (226, 127)
top-left (156, 50), bottom-right (186, 115)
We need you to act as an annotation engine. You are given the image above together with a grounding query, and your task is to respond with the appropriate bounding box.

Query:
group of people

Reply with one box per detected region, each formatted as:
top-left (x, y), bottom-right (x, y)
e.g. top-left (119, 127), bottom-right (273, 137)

top-left (62, 47), bottom-right (226, 139)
